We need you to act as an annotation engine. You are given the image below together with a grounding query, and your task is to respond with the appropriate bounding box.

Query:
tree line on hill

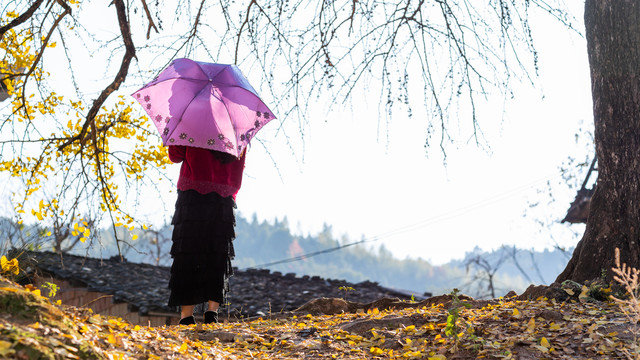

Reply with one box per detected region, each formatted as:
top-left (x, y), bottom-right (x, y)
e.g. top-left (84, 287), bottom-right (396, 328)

top-left (0, 214), bottom-right (571, 299)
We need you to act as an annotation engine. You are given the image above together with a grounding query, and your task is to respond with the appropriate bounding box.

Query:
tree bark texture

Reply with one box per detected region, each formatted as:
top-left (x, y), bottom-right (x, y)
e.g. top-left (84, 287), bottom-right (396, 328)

top-left (557, 0), bottom-right (640, 283)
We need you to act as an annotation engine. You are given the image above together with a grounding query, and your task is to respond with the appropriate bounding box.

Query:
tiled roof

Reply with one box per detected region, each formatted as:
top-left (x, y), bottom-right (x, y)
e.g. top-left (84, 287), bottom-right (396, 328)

top-left (16, 251), bottom-right (422, 318)
top-left (17, 250), bottom-right (172, 315)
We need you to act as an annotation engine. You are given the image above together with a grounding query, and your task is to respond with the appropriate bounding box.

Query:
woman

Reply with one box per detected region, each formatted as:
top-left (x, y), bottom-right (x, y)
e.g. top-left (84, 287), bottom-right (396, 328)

top-left (167, 145), bottom-right (246, 325)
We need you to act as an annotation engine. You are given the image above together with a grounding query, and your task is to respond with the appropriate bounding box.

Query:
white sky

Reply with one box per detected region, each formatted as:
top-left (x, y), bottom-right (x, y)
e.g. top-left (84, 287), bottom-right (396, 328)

top-left (131, 3), bottom-right (593, 265)
top-left (2, 2), bottom-right (592, 265)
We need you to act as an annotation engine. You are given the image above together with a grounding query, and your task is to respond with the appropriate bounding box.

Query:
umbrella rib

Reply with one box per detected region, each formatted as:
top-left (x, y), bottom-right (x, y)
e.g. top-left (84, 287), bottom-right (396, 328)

top-left (165, 82), bottom-right (210, 141)
top-left (208, 64), bottom-right (232, 81)
top-left (214, 84), bottom-right (276, 116)
top-left (211, 86), bottom-right (239, 149)
top-left (195, 62), bottom-right (230, 81)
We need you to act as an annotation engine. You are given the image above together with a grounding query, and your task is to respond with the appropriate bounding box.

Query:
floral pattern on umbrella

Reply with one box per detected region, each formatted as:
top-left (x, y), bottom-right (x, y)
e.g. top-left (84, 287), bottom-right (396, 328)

top-left (132, 58), bottom-right (275, 157)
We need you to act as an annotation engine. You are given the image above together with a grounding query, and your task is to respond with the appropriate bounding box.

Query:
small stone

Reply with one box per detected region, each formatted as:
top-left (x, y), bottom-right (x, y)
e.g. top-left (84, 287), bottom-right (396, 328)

top-left (504, 290), bottom-right (518, 298)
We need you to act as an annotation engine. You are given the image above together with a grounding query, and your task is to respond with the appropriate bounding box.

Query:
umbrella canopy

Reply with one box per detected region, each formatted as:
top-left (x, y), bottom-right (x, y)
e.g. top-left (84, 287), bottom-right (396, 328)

top-left (132, 58), bottom-right (275, 157)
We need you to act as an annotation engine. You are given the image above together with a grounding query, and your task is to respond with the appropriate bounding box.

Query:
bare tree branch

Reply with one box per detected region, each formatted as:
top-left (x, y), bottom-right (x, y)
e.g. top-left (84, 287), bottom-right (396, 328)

top-left (57, 0), bottom-right (136, 152)
top-left (139, 0), bottom-right (159, 39)
top-left (235, 0), bottom-right (256, 64)
top-left (0, 0), bottom-right (45, 39)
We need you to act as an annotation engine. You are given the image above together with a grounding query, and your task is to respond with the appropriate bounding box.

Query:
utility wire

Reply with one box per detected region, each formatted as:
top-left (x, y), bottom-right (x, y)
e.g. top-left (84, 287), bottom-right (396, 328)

top-left (251, 238), bottom-right (374, 268)
top-left (249, 170), bottom-right (563, 269)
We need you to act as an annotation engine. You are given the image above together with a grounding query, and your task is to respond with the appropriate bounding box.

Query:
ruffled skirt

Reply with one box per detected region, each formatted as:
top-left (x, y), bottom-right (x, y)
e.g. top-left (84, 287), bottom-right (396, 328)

top-left (168, 189), bottom-right (235, 307)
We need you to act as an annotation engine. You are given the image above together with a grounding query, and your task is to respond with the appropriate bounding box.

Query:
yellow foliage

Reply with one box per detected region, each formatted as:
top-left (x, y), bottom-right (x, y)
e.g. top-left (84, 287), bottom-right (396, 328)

top-left (1, 256), bottom-right (19, 275)
top-left (1, 6), bottom-right (175, 229)
top-left (1, 12), bottom-right (170, 228)
top-left (540, 337), bottom-right (550, 348)
top-left (0, 340), bottom-right (15, 357)
top-left (526, 317), bottom-right (535, 333)
top-left (512, 307), bottom-right (521, 319)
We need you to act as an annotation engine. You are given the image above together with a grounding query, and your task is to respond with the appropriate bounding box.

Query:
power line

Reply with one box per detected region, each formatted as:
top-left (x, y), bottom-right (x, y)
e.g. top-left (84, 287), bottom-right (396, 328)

top-left (248, 170), bottom-right (563, 269)
top-left (251, 238), bottom-right (374, 268)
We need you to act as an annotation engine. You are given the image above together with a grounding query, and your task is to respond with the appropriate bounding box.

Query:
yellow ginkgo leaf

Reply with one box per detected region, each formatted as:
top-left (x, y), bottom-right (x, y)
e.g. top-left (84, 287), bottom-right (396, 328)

top-left (512, 308), bottom-right (520, 317)
top-left (579, 285), bottom-right (590, 302)
top-left (527, 317), bottom-right (535, 333)
top-left (564, 288), bottom-right (575, 295)
top-left (428, 355), bottom-right (447, 360)
top-left (1, 257), bottom-right (19, 275)
top-left (540, 337), bottom-right (550, 348)
top-left (0, 340), bottom-right (15, 357)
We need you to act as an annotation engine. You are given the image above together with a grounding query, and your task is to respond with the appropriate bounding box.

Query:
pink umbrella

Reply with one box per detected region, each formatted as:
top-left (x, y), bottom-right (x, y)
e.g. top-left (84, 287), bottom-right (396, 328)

top-left (132, 58), bottom-right (275, 157)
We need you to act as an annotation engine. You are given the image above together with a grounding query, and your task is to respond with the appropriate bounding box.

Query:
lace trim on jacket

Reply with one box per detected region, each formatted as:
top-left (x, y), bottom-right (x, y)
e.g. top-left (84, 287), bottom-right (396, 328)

top-left (177, 178), bottom-right (239, 198)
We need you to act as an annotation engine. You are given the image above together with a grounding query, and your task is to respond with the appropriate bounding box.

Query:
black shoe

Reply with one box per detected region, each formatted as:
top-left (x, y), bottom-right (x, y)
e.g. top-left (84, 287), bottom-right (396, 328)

top-left (204, 311), bottom-right (218, 324)
top-left (179, 315), bottom-right (196, 325)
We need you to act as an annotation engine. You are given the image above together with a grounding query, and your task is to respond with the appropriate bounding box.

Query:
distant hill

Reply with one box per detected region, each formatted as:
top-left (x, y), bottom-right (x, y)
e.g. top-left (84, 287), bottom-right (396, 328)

top-left (231, 214), bottom-right (573, 298)
top-left (1, 214), bottom-right (573, 299)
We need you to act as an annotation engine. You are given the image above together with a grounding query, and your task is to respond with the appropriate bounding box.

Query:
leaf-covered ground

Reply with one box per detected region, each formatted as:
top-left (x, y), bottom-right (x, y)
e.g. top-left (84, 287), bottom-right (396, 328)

top-left (0, 275), bottom-right (637, 359)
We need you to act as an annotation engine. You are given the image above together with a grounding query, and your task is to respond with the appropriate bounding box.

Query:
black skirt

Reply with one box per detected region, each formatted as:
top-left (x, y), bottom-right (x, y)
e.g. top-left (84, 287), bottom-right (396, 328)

top-left (167, 189), bottom-right (236, 307)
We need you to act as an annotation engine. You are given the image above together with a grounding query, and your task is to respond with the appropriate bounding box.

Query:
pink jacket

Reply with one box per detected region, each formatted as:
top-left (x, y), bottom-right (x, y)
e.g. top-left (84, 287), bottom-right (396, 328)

top-left (168, 146), bottom-right (246, 199)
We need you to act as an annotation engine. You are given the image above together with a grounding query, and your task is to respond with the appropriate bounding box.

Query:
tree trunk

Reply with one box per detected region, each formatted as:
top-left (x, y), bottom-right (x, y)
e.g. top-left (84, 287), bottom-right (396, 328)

top-left (556, 0), bottom-right (640, 284)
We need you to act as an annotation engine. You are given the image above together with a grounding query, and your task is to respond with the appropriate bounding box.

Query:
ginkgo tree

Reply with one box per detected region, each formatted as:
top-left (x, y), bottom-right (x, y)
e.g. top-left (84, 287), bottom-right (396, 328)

top-left (0, 2), bottom-right (170, 253)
